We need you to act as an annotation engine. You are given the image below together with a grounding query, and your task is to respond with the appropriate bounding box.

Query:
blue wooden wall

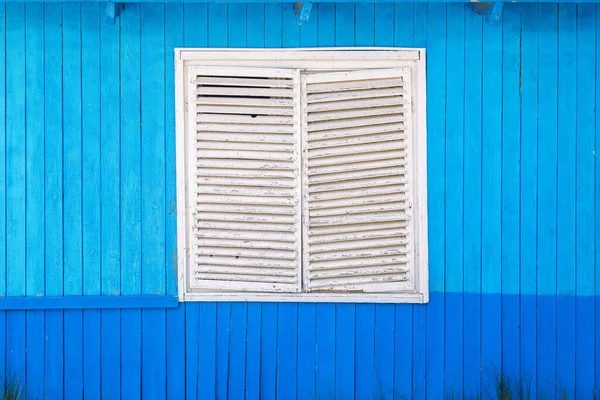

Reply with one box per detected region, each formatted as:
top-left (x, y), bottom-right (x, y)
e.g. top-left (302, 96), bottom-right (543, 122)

top-left (1, 2), bottom-right (600, 399)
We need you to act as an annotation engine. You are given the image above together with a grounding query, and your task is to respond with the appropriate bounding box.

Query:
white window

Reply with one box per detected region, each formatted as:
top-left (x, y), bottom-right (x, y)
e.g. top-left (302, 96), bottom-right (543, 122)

top-left (175, 48), bottom-right (428, 303)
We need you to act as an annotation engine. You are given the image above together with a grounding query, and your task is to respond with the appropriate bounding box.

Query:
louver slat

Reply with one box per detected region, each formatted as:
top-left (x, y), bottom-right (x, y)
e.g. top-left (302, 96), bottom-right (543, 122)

top-left (188, 66), bottom-right (301, 293)
top-left (302, 67), bottom-right (416, 293)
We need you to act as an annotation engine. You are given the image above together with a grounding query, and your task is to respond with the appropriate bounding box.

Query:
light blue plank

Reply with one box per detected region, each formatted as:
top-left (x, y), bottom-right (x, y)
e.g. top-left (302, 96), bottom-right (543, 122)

top-left (140, 6), bottom-right (167, 396)
top-left (394, 3), bottom-right (413, 47)
top-left (44, 2), bottom-right (64, 298)
top-left (519, 4), bottom-right (539, 397)
top-left (355, 304), bottom-right (375, 398)
top-left (100, 2), bottom-right (121, 297)
top-left (283, 3), bottom-right (299, 47)
top-left (208, 3), bottom-right (227, 47)
top-left (229, 303), bottom-right (247, 399)
top-left (165, 3), bottom-right (183, 297)
top-left (316, 304), bottom-right (335, 399)
top-left (215, 303), bottom-right (231, 399)
top-left (63, 2), bottom-right (83, 297)
top-left (575, 5), bottom-right (596, 398)
top-left (445, 5), bottom-right (465, 396)
top-left (355, 3), bottom-right (373, 46)
top-left (426, 4), bottom-right (446, 399)
top-left (463, 6), bottom-right (483, 397)
top-left (195, 303), bottom-right (217, 399)
top-left (374, 305), bottom-right (394, 399)
top-left (81, 3), bottom-right (101, 298)
top-left (120, 3), bottom-right (142, 296)
top-left (537, 5), bottom-right (558, 396)
top-left (0, 2), bottom-right (5, 301)
top-left (6, 3), bottom-right (26, 299)
top-left (501, 2), bottom-right (521, 386)
top-left (265, 4), bottom-right (282, 48)
top-left (247, 4), bottom-right (265, 47)
top-left (317, 2), bottom-right (334, 46)
top-left (556, 4), bottom-right (577, 396)
top-left (374, 3), bottom-right (394, 46)
top-left (228, 3), bottom-right (246, 46)
top-left (25, 3), bottom-right (45, 298)
top-left (83, 310), bottom-right (101, 400)
top-left (481, 6), bottom-right (502, 389)
top-left (299, 1), bottom-right (317, 42)
top-left (260, 303), bottom-right (277, 400)
top-left (596, 5), bottom-right (600, 394)
top-left (183, 3), bottom-right (207, 47)
top-left (297, 303), bottom-right (316, 400)
top-left (245, 303), bottom-right (261, 400)
top-left (335, 304), bottom-right (355, 399)
top-left (276, 303), bottom-right (298, 399)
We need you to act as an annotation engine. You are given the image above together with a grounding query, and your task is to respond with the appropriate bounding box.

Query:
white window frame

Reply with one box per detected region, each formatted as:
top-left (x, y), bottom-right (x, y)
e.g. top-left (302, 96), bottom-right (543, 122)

top-left (175, 48), bottom-right (428, 303)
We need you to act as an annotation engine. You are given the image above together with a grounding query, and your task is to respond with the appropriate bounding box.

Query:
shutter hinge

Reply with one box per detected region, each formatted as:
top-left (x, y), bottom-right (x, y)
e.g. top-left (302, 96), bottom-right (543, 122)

top-left (184, 100), bottom-right (189, 112)
top-left (411, 97), bottom-right (415, 113)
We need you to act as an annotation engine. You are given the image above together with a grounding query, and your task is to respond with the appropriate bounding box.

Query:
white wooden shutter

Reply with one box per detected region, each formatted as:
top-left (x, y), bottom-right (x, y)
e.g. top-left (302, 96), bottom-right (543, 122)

top-left (187, 66), bottom-right (301, 292)
top-left (301, 68), bottom-right (415, 293)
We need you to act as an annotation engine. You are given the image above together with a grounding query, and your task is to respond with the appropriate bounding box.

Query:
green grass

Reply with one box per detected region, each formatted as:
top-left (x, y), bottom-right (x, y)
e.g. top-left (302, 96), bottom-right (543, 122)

top-left (0, 377), bottom-right (26, 400)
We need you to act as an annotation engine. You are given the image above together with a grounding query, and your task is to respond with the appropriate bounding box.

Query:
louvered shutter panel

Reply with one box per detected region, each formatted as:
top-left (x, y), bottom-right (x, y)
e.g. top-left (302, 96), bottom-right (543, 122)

top-left (187, 66), bottom-right (302, 292)
top-left (301, 68), bottom-right (416, 293)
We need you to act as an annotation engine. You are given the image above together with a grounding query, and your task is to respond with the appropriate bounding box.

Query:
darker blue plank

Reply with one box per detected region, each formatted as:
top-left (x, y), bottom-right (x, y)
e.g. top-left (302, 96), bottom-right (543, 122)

top-left (208, 3), bottom-right (227, 47)
top-left (229, 303), bottom-right (247, 399)
top-left (394, 304), bottom-right (413, 399)
top-left (83, 310), bottom-right (101, 400)
top-left (246, 4), bottom-right (265, 47)
top-left (316, 303), bottom-right (336, 399)
top-left (317, 3), bottom-right (334, 46)
top-left (64, 310), bottom-right (83, 400)
top-left (196, 303), bottom-right (217, 400)
top-left (355, 3), bottom-right (373, 46)
top-left (297, 303), bottom-right (316, 400)
top-left (215, 303), bottom-right (231, 400)
top-left (142, 309), bottom-right (167, 400)
top-left (260, 303), bottom-right (277, 400)
top-left (355, 304), bottom-right (375, 399)
top-left (228, 3), bottom-right (246, 46)
top-left (276, 303), bottom-right (298, 399)
top-left (264, 4), bottom-right (282, 48)
top-left (374, 305), bottom-right (395, 399)
top-left (0, 2), bottom-right (5, 304)
top-left (45, 310), bottom-right (64, 399)
top-left (394, 3), bottom-right (414, 47)
top-left (121, 310), bottom-right (142, 400)
top-left (374, 3), bottom-right (394, 46)
top-left (166, 306), bottom-right (185, 400)
top-left (101, 310), bottom-right (121, 399)
top-left (25, 311), bottom-right (44, 399)
top-left (6, 312), bottom-right (25, 390)
top-left (335, 304), bottom-right (355, 399)
top-left (246, 303), bottom-right (262, 400)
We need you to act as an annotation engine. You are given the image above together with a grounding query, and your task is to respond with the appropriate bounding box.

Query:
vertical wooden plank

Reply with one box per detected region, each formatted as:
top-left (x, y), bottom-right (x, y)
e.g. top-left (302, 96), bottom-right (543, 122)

top-left (501, 2), bottom-right (521, 386)
top-left (0, 4), bottom-right (6, 388)
top-left (445, 4), bottom-right (465, 395)
top-left (215, 303), bottom-right (231, 400)
top-left (537, 5), bottom-right (558, 397)
top-left (246, 4), bottom-right (265, 48)
top-left (81, 5), bottom-right (101, 400)
top-left (481, 5), bottom-right (502, 392)
top-left (62, 3), bottom-right (84, 399)
top-left (260, 303), bottom-right (277, 400)
top-left (375, 3), bottom-right (394, 46)
top-left (276, 302), bottom-right (298, 399)
top-left (463, 7), bottom-right (483, 396)
top-left (120, 5), bottom-right (142, 399)
top-left (394, 6), bottom-right (415, 398)
top-left (335, 304), bottom-right (355, 399)
top-left (208, 3), bottom-right (227, 47)
top-left (520, 4), bottom-right (539, 398)
top-left (265, 4), bottom-right (282, 48)
top-left (412, 6), bottom-right (427, 399)
top-left (165, 4), bottom-right (184, 399)
top-left (355, 304), bottom-right (375, 399)
top-left (228, 3), bottom-right (246, 47)
top-left (44, 4), bottom-right (64, 398)
top-left (100, 2), bottom-right (121, 397)
top-left (24, 4), bottom-right (45, 399)
top-left (463, 6), bottom-right (483, 398)
top-left (556, 4), bottom-right (577, 397)
top-left (245, 303), bottom-right (262, 400)
top-left (575, 5), bottom-right (596, 398)
top-left (316, 304), bottom-right (336, 399)
top-left (355, 3), bottom-right (373, 47)
top-left (5, 9), bottom-right (27, 385)
top-left (140, 5), bottom-right (167, 399)
top-left (374, 305), bottom-right (395, 399)
top-left (317, 3), bottom-right (334, 47)
top-left (596, 5), bottom-right (600, 394)
top-left (229, 303), bottom-right (247, 399)
top-left (183, 3), bottom-right (207, 48)
top-left (426, 4), bottom-right (446, 399)
top-left (297, 8), bottom-right (317, 400)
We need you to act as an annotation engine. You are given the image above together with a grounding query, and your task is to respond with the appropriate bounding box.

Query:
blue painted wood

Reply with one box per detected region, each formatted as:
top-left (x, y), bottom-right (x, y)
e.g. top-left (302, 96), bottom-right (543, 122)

top-left (0, 296), bottom-right (178, 309)
top-left (316, 303), bottom-right (335, 399)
